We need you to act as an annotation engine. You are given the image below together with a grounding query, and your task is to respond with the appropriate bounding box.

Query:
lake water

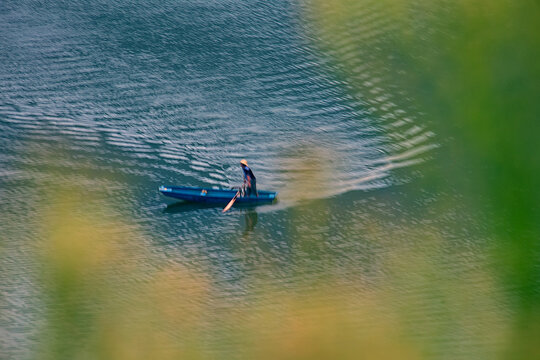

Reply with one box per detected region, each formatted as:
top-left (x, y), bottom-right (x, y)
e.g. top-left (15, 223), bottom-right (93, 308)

top-left (0, 1), bottom-right (512, 359)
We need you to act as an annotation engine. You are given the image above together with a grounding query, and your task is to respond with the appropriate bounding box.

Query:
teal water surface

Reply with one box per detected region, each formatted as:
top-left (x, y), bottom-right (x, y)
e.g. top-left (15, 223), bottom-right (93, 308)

top-left (0, 1), bottom-right (515, 359)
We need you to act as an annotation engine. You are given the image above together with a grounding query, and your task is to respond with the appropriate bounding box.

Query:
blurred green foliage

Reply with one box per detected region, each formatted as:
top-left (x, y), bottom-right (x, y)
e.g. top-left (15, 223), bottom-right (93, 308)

top-left (33, 160), bottom-right (509, 360)
top-left (308, 0), bottom-right (540, 357)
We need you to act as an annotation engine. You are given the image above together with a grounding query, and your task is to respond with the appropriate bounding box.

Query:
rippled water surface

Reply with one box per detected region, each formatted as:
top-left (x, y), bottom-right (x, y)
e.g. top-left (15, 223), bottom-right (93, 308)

top-left (1, 1), bottom-right (505, 358)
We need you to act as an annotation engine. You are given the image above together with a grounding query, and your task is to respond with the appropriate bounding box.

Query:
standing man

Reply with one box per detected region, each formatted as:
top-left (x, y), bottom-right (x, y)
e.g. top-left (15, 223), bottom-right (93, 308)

top-left (240, 159), bottom-right (257, 197)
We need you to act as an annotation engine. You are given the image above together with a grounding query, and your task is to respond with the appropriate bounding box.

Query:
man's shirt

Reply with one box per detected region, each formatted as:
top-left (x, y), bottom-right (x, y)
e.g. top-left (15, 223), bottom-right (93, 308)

top-left (242, 166), bottom-right (256, 182)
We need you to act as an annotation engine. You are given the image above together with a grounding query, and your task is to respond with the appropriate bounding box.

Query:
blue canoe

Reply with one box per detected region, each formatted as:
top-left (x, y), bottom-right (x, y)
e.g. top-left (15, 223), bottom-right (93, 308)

top-left (159, 185), bottom-right (277, 205)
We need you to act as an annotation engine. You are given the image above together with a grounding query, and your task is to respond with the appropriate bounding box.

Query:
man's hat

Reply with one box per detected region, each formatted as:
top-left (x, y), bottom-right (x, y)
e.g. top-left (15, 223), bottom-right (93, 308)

top-left (240, 159), bottom-right (248, 166)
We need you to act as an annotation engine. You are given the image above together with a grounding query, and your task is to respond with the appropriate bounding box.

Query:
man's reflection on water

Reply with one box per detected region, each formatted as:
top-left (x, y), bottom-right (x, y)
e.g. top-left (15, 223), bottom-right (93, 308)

top-left (241, 209), bottom-right (258, 238)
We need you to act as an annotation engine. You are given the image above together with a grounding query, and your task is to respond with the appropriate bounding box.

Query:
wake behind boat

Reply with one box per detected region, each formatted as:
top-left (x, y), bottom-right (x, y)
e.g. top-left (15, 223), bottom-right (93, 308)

top-left (159, 185), bottom-right (277, 205)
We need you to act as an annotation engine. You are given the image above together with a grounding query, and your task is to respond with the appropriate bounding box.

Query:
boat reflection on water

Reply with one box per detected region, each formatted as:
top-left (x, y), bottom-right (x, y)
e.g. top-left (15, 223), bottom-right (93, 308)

top-left (162, 201), bottom-right (219, 214)
top-left (162, 201), bottom-right (259, 237)
top-left (163, 201), bottom-right (259, 232)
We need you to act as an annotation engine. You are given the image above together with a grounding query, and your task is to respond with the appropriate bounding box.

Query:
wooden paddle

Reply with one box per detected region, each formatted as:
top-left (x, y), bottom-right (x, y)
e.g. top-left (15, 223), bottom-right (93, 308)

top-left (222, 189), bottom-right (240, 213)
